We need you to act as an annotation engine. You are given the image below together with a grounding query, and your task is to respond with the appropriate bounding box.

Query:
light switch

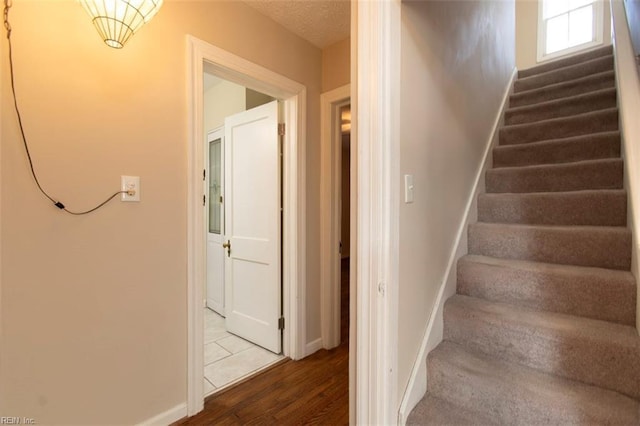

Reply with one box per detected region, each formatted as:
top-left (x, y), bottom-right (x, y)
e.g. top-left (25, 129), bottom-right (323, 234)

top-left (404, 174), bottom-right (414, 204)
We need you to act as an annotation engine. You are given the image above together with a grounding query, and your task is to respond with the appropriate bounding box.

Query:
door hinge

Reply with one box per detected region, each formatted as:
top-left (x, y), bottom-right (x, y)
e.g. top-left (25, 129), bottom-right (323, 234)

top-left (278, 123), bottom-right (285, 136)
top-left (278, 317), bottom-right (285, 330)
top-left (203, 194), bottom-right (206, 206)
top-left (219, 195), bottom-right (223, 203)
top-left (203, 169), bottom-right (206, 181)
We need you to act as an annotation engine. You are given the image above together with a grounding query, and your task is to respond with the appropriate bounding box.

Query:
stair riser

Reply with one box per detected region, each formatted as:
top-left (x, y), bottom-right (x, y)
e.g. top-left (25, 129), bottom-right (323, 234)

top-left (509, 72), bottom-right (615, 107)
top-left (514, 56), bottom-right (614, 93)
top-left (486, 160), bottom-right (623, 193)
top-left (504, 89), bottom-right (617, 125)
top-left (477, 192), bottom-right (627, 226)
top-left (426, 348), bottom-right (640, 424)
top-left (468, 224), bottom-right (631, 270)
top-left (457, 258), bottom-right (636, 325)
top-left (493, 132), bottom-right (620, 167)
top-left (443, 301), bottom-right (640, 400)
top-left (499, 109), bottom-right (618, 145)
top-left (427, 357), bottom-right (555, 423)
top-left (517, 45), bottom-right (613, 79)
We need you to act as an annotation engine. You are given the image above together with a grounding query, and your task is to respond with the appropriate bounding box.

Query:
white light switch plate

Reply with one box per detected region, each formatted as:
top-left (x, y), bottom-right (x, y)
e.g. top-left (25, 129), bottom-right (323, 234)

top-left (404, 174), bottom-right (414, 203)
top-left (121, 175), bottom-right (140, 202)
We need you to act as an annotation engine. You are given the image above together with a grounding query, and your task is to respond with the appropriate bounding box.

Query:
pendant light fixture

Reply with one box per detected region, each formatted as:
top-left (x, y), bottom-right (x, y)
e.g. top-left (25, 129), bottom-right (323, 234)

top-left (79, 0), bottom-right (163, 49)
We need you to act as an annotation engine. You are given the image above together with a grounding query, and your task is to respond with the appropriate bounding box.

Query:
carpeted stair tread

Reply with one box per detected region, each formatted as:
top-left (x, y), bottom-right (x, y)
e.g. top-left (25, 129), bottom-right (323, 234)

top-left (427, 341), bottom-right (640, 425)
top-left (477, 189), bottom-right (627, 226)
top-left (406, 394), bottom-right (497, 426)
top-left (409, 47), bottom-right (640, 424)
top-left (493, 131), bottom-right (620, 167)
top-left (444, 295), bottom-right (640, 399)
top-left (517, 45), bottom-right (613, 78)
top-left (486, 158), bottom-right (623, 193)
top-left (510, 70), bottom-right (616, 107)
top-left (468, 222), bottom-right (631, 270)
top-left (499, 107), bottom-right (618, 145)
top-left (514, 55), bottom-right (613, 93)
top-left (504, 87), bottom-right (616, 125)
top-left (457, 254), bottom-right (636, 325)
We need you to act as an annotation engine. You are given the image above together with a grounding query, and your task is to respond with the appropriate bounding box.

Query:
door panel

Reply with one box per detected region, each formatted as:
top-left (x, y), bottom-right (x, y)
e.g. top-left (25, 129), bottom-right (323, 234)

top-left (206, 128), bottom-right (225, 315)
top-left (224, 100), bottom-right (281, 354)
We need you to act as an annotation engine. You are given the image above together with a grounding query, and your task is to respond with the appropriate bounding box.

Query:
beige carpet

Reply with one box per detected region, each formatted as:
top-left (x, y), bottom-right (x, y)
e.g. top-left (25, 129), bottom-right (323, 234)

top-left (408, 45), bottom-right (640, 425)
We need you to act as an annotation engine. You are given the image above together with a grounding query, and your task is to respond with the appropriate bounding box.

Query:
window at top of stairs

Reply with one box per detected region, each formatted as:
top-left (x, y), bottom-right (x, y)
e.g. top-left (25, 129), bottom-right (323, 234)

top-left (538, 0), bottom-right (604, 63)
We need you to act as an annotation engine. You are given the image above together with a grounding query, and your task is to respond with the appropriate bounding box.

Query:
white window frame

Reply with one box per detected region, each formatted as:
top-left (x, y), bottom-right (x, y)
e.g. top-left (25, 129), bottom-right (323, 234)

top-left (537, 0), bottom-right (604, 63)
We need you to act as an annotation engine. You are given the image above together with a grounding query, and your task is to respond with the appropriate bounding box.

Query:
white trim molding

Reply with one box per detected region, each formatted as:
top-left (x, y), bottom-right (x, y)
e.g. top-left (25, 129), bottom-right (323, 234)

top-left (397, 68), bottom-right (518, 424)
top-left (610, 0), bottom-right (640, 332)
top-left (356, 0), bottom-right (401, 424)
top-left (320, 84), bottom-right (351, 350)
top-left (537, 0), bottom-right (605, 63)
top-left (186, 35), bottom-right (307, 417)
top-left (136, 403), bottom-right (187, 426)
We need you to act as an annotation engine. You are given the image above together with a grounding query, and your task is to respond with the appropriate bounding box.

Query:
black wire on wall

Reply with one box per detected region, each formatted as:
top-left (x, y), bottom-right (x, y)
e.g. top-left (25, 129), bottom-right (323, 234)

top-left (3, 0), bottom-right (128, 215)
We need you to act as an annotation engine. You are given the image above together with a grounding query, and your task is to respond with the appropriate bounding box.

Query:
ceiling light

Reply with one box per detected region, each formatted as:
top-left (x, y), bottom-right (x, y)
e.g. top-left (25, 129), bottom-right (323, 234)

top-left (79, 0), bottom-right (163, 49)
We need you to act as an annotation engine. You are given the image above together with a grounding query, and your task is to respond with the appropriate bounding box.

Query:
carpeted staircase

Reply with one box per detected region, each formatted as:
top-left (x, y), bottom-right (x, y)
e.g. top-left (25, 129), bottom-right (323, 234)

top-left (407, 45), bottom-right (640, 425)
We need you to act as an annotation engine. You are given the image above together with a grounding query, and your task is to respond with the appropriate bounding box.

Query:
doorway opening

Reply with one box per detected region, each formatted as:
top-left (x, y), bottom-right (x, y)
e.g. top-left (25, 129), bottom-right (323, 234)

top-left (202, 74), bottom-right (285, 396)
top-left (320, 85), bottom-right (351, 350)
top-left (187, 35), bottom-right (307, 416)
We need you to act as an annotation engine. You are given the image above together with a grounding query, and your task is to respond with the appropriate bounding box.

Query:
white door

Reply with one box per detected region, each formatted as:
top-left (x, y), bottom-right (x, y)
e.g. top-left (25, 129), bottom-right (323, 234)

top-left (224, 100), bottom-right (282, 354)
top-left (206, 128), bottom-right (225, 315)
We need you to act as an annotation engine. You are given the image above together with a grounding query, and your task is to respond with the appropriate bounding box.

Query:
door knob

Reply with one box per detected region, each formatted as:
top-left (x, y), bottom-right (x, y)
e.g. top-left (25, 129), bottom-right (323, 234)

top-left (222, 240), bottom-right (231, 257)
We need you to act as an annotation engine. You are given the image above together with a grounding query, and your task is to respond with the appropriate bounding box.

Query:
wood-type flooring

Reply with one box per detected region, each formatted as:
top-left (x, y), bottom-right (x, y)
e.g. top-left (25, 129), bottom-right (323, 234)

top-left (176, 259), bottom-right (350, 425)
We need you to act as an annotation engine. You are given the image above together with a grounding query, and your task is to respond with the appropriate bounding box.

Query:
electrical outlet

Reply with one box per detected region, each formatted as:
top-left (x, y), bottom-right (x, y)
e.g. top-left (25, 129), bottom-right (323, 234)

top-left (121, 175), bottom-right (140, 202)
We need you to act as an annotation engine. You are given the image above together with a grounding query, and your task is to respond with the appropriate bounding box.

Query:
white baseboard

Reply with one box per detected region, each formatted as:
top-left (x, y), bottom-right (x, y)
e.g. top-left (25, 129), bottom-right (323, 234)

top-left (137, 403), bottom-right (187, 426)
top-left (306, 337), bottom-right (324, 357)
top-left (397, 67), bottom-right (518, 425)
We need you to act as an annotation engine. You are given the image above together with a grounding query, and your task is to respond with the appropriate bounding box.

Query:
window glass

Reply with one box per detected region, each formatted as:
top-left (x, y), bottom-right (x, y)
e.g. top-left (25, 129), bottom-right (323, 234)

top-left (546, 14), bottom-right (569, 54)
top-left (209, 139), bottom-right (222, 234)
top-left (542, 0), bottom-right (598, 56)
top-left (544, 0), bottom-right (569, 19)
top-left (569, 6), bottom-right (594, 46)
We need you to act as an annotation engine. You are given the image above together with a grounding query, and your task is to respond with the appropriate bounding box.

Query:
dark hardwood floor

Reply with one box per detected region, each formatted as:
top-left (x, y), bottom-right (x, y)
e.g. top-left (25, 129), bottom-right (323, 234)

top-left (176, 259), bottom-right (350, 425)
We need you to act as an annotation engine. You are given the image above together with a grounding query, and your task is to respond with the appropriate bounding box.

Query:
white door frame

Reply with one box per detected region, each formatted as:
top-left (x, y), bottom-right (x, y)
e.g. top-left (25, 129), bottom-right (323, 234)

top-left (186, 35), bottom-right (307, 416)
top-left (320, 84), bottom-right (350, 349)
top-left (355, 0), bottom-right (401, 424)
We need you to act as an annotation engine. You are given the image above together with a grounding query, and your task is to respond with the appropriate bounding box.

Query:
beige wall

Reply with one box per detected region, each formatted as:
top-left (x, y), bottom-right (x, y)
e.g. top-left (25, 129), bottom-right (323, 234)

top-left (341, 133), bottom-right (351, 259)
top-left (245, 88), bottom-right (275, 110)
top-left (516, 0), bottom-right (612, 69)
top-left (0, 2), bottom-right (321, 424)
top-left (322, 37), bottom-right (351, 92)
top-left (399, 0), bottom-right (515, 406)
top-left (203, 78), bottom-right (245, 135)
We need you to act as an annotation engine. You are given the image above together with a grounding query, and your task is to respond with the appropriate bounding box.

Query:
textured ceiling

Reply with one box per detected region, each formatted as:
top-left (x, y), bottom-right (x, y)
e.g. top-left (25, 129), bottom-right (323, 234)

top-left (243, 0), bottom-right (350, 49)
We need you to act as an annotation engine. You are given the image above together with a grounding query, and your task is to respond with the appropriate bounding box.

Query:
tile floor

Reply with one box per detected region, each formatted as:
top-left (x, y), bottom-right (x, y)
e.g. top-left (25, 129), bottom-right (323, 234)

top-left (204, 307), bottom-right (283, 396)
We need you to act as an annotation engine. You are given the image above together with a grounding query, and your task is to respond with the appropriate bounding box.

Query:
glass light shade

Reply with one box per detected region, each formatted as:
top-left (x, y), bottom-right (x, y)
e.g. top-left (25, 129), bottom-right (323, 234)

top-left (80, 0), bottom-right (163, 48)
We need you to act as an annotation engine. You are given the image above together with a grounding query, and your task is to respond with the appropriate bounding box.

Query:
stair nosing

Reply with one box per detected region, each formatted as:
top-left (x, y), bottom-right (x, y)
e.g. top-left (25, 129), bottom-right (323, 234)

top-left (487, 157), bottom-right (622, 173)
top-left (446, 294), bottom-right (640, 347)
top-left (515, 54), bottom-right (614, 86)
top-left (517, 45), bottom-right (613, 78)
top-left (460, 253), bottom-right (636, 280)
top-left (500, 107), bottom-right (618, 132)
top-left (505, 87), bottom-right (617, 116)
top-left (493, 130), bottom-right (620, 152)
top-left (478, 188), bottom-right (627, 199)
top-left (471, 221), bottom-right (630, 233)
top-left (510, 69), bottom-right (616, 101)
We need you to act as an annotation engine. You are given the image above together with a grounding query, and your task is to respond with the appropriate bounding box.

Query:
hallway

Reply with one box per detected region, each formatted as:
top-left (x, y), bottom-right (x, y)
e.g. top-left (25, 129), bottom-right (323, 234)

top-left (177, 260), bottom-right (350, 424)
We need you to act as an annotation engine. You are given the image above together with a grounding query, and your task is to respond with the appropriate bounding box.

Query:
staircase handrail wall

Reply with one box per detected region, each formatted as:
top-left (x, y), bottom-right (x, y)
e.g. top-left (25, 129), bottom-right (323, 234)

top-left (611, 0), bottom-right (640, 332)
